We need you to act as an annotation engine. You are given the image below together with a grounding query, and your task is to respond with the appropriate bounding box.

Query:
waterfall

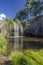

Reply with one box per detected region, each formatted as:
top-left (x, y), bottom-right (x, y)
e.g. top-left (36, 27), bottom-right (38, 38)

top-left (14, 22), bottom-right (19, 37)
top-left (14, 22), bottom-right (23, 51)
top-left (14, 22), bottom-right (23, 37)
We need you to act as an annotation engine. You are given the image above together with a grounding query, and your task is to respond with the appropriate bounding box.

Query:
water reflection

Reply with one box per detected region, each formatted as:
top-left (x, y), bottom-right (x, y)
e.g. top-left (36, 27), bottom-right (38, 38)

top-left (7, 37), bottom-right (43, 54)
top-left (14, 37), bottom-right (23, 51)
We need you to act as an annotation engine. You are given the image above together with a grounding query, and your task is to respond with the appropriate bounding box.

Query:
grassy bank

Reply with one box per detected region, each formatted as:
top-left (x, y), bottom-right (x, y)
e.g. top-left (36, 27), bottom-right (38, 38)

top-left (9, 49), bottom-right (43, 65)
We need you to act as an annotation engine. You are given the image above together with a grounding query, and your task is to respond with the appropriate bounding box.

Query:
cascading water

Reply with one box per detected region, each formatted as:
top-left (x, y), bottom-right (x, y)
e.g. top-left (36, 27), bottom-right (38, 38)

top-left (14, 22), bottom-right (23, 50)
top-left (14, 22), bottom-right (23, 37)
top-left (14, 22), bottom-right (19, 37)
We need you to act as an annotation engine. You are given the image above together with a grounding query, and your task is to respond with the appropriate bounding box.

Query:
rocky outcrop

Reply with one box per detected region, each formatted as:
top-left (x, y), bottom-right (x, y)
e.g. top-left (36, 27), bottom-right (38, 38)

top-left (24, 20), bottom-right (43, 37)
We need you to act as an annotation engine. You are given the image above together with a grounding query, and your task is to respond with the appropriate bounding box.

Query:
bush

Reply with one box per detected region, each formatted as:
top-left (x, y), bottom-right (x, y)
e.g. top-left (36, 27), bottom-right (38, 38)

top-left (9, 49), bottom-right (43, 65)
top-left (9, 51), bottom-right (29, 65)
top-left (24, 50), bottom-right (43, 65)
top-left (0, 35), bottom-right (7, 54)
top-left (36, 49), bottom-right (43, 57)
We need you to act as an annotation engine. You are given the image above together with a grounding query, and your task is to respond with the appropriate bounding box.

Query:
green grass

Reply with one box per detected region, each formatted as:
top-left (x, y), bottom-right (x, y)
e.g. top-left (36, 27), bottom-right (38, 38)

top-left (9, 51), bottom-right (29, 65)
top-left (24, 50), bottom-right (43, 65)
top-left (0, 35), bottom-right (7, 54)
top-left (36, 49), bottom-right (43, 57)
top-left (9, 49), bottom-right (43, 65)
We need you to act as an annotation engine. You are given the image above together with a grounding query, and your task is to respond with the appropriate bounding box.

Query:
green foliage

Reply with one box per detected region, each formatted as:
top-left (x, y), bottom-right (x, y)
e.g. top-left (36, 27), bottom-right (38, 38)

top-left (36, 49), bottom-right (43, 57)
top-left (6, 19), bottom-right (14, 25)
top-left (14, 18), bottom-right (22, 25)
top-left (9, 49), bottom-right (43, 65)
top-left (26, 0), bottom-right (43, 16)
top-left (9, 51), bottom-right (29, 65)
top-left (14, 0), bottom-right (43, 22)
top-left (0, 35), bottom-right (7, 54)
top-left (6, 19), bottom-right (14, 29)
top-left (15, 9), bottom-right (28, 20)
top-left (15, 18), bottom-right (21, 25)
top-left (26, 0), bottom-right (34, 8)
top-left (24, 50), bottom-right (43, 65)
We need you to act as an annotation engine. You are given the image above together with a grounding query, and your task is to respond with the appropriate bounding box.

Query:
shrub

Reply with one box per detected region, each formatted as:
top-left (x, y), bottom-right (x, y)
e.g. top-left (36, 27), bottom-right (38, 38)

top-left (24, 50), bottom-right (43, 65)
top-left (0, 35), bottom-right (7, 54)
top-left (36, 49), bottom-right (43, 57)
top-left (9, 51), bottom-right (29, 65)
top-left (9, 49), bottom-right (43, 65)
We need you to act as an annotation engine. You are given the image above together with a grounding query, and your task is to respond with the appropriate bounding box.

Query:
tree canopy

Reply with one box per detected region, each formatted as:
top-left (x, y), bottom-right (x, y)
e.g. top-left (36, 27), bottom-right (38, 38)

top-left (26, 0), bottom-right (43, 17)
top-left (15, 8), bottom-right (28, 20)
top-left (14, 0), bottom-right (43, 21)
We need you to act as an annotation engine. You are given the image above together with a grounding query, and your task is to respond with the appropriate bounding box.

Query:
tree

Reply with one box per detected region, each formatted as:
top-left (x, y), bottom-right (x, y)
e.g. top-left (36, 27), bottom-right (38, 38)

top-left (26, 0), bottom-right (43, 17)
top-left (15, 8), bottom-right (28, 20)
top-left (14, 0), bottom-right (43, 21)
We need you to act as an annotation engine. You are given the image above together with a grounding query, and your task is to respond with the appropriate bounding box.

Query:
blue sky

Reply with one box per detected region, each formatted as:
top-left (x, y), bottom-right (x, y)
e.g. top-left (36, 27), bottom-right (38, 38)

top-left (0, 0), bottom-right (26, 19)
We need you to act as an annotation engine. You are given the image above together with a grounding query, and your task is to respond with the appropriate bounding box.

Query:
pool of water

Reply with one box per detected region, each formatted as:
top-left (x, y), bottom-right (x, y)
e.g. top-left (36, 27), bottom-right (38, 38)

top-left (7, 37), bottom-right (43, 54)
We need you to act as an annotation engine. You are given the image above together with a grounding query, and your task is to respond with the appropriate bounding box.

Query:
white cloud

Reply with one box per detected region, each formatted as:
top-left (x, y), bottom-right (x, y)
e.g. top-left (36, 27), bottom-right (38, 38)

top-left (0, 13), bottom-right (6, 20)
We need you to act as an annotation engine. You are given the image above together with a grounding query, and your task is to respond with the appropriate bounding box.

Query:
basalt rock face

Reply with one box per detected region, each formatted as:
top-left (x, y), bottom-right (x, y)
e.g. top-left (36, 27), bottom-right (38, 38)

top-left (24, 20), bottom-right (43, 37)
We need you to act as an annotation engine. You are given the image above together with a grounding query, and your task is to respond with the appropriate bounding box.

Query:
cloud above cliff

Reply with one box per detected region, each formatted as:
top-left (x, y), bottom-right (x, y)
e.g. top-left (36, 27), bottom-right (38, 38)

top-left (0, 14), bottom-right (6, 20)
